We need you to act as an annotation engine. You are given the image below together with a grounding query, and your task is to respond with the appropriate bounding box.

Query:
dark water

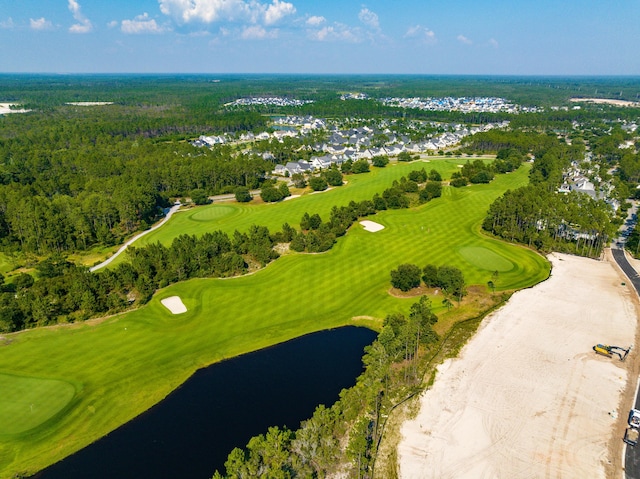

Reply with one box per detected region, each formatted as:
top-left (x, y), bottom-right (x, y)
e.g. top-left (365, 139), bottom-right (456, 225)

top-left (34, 327), bottom-right (376, 479)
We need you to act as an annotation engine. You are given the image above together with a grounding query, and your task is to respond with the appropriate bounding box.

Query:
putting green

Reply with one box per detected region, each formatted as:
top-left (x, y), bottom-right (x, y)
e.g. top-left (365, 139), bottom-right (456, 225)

top-left (458, 246), bottom-right (514, 272)
top-left (0, 373), bottom-right (75, 436)
top-left (188, 205), bottom-right (237, 222)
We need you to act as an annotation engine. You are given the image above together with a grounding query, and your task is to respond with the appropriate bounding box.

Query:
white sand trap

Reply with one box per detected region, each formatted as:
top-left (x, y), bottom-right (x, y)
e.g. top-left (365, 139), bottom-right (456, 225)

top-left (283, 194), bottom-right (301, 201)
top-left (360, 220), bottom-right (385, 232)
top-left (161, 296), bottom-right (187, 314)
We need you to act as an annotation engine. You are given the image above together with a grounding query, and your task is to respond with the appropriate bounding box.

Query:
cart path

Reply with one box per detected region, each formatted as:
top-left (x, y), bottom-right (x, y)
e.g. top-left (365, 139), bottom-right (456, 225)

top-left (89, 203), bottom-right (181, 272)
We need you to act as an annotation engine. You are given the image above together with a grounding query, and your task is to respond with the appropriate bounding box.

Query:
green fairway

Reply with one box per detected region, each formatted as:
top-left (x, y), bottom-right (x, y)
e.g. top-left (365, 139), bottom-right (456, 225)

top-left (0, 373), bottom-right (76, 436)
top-left (126, 160), bottom-right (466, 247)
top-left (0, 160), bottom-right (550, 477)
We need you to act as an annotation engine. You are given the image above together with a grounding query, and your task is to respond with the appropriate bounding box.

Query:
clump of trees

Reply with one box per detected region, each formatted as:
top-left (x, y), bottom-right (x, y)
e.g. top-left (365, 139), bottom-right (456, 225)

top-left (390, 263), bottom-right (466, 301)
top-left (260, 182), bottom-right (291, 202)
top-left (450, 159), bottom-right (496, 187)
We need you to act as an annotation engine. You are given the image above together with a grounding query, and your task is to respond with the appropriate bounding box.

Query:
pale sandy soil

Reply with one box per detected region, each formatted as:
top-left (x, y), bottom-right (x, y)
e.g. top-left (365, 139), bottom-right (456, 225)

top-left (283, 194), bottom-right (301, 201)
top-left (0, 103), bottom-right (29, 114)
top-left (570, 98), bottom-right (640, 107)
top-left (360, 220), bottom-right (385, 232)
top-left (397, 252), bottom-right (638, 479)
top-left (160, 296), bottom-right (187, 314)
top-left (66, 102), bottom-right (114, 106)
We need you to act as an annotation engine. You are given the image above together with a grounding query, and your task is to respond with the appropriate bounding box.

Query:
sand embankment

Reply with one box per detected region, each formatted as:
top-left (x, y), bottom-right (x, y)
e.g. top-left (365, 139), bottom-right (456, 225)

top-left (398, 252), bottom-right (638, 479)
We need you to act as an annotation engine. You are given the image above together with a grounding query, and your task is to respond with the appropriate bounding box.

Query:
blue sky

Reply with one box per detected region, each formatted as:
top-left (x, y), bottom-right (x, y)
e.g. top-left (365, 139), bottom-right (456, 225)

top-left (1, 0), bottom-right (638, 74)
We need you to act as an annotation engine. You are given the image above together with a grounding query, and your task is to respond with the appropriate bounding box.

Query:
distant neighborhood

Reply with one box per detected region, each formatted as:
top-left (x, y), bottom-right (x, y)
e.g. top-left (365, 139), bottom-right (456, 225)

top-left (191, 96), bottom-right (639, 217)
top-left (190, 107), bottom-right (510, 177)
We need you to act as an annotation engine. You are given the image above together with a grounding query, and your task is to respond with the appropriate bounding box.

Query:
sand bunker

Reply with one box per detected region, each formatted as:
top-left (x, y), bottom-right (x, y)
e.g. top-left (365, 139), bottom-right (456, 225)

top-left (283, 194), bottom-right (301, 201)
top-left (398, 252), bottom-right (637, 478)
top-left (161, 296), bottom-right (187, 314)
top-left (360, 220), bottom-right (384, 232)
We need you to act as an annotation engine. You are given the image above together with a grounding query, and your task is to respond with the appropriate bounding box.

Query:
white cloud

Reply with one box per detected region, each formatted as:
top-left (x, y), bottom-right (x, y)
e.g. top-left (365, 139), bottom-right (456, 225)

top-left (241, 24), bottom-right (278, 39)
top-left (30, 17), bottom-right (54, 31)
top-left (107, 20), bottom-right (119, 29)
top-left (264, 0), bottom-right (295, 25)
top-left (358, 8), bottom-right (379, 30)
top-left (68, 0), bottom-right (93, 33)
top-left (158, 0), bottom-right (295, 26)
top-left (121, 13), bottom-right (168, 34)
top-left (489, 38), bottom-right (499, 48)
top-left (306, 15), bottom-right (325, 26)
top-left (309, 23), bottom-right (360, 43)
top-left (404, 25), bottom-right (436, 43)
top-left (0, 17), bottom-right (14, 29)
top-left (457, 34), bottom-right (472, 45)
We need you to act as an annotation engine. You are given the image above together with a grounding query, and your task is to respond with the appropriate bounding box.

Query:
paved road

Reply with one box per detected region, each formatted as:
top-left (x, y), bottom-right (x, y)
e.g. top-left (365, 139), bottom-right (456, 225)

top-left (609, 203), bottom-right (640, 478)
top-left (622, 246), bottom-right (640, 478)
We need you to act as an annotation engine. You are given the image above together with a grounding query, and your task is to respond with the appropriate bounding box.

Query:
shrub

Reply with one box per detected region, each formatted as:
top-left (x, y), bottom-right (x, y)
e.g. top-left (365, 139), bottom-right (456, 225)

top-left (371, 155), bottom-right (389, 167)
top-left (260, 186), bottom-right (284, 202)
top-left (309, 176), bottom-right (328, 191)
top-left (351, 159), bottom-right (370, 174)
top-left (235, 187), bottom-right (252, 203)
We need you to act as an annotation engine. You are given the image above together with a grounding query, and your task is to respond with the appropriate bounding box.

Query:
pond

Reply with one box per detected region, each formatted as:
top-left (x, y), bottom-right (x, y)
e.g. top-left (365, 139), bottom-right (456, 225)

top-left (33, 326), bottom-right (377, 479)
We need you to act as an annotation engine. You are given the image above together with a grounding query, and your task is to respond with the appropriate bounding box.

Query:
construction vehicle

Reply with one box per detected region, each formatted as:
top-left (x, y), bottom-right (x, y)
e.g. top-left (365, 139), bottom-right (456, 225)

top-left (625, 409), bottom-right (640, 446)
top-left (593, 344), bottom-right (631, 361)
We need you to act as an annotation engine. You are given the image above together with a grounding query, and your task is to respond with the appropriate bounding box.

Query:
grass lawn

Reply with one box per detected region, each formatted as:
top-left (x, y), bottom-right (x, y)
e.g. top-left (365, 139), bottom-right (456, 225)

top-left (0, 373), bottom-right (76, 437)
top-left (0, 160), bottom-right (550, 477)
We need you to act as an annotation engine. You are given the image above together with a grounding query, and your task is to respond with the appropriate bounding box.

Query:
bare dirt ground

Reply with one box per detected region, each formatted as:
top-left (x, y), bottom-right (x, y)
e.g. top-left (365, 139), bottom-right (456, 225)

top-left (0, 103), bottom-right (29, 114)
top-left (397, 251), bottom-right (639, 479)
top-left (570, 98), bottom-right (640, 107)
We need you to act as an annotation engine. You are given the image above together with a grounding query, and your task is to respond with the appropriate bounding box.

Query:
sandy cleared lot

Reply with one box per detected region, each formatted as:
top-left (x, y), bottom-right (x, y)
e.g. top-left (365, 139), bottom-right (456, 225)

top-left (0, 103), bottom-right (29, 115)
top-left (398, 252), bottom-right (638, 479)
top-left (161, 296), bottom-right (187, 314)
top-left (360, 220), bottom-right (385, 232)
top-left (570, 98), bottom-right (640, 107)
top-left (66, 102), bottom-right (114, 106)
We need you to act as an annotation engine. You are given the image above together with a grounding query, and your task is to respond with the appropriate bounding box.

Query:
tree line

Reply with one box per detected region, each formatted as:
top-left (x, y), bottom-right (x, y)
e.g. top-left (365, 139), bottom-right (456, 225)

top-left (0, 226), bottom-right (280, 332)
top-left (482, 183), bottom-right (615, 256)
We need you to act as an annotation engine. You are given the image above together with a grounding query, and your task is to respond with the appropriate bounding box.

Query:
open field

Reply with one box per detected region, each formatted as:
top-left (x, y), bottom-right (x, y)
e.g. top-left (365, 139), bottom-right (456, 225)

top-left (398, 252), bottom-right (637, 478)
top-left (0, 161), bottom-right (550, 477)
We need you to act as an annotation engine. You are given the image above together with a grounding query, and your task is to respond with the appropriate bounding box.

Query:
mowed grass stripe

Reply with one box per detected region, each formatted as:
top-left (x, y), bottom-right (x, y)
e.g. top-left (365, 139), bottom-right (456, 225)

top-left (0, 161), bottom-right (549, 477)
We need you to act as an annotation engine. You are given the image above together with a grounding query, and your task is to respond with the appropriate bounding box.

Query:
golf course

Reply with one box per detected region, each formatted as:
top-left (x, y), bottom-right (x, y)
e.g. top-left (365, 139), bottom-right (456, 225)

top-left (0, 159), bottom-right (550, 477)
